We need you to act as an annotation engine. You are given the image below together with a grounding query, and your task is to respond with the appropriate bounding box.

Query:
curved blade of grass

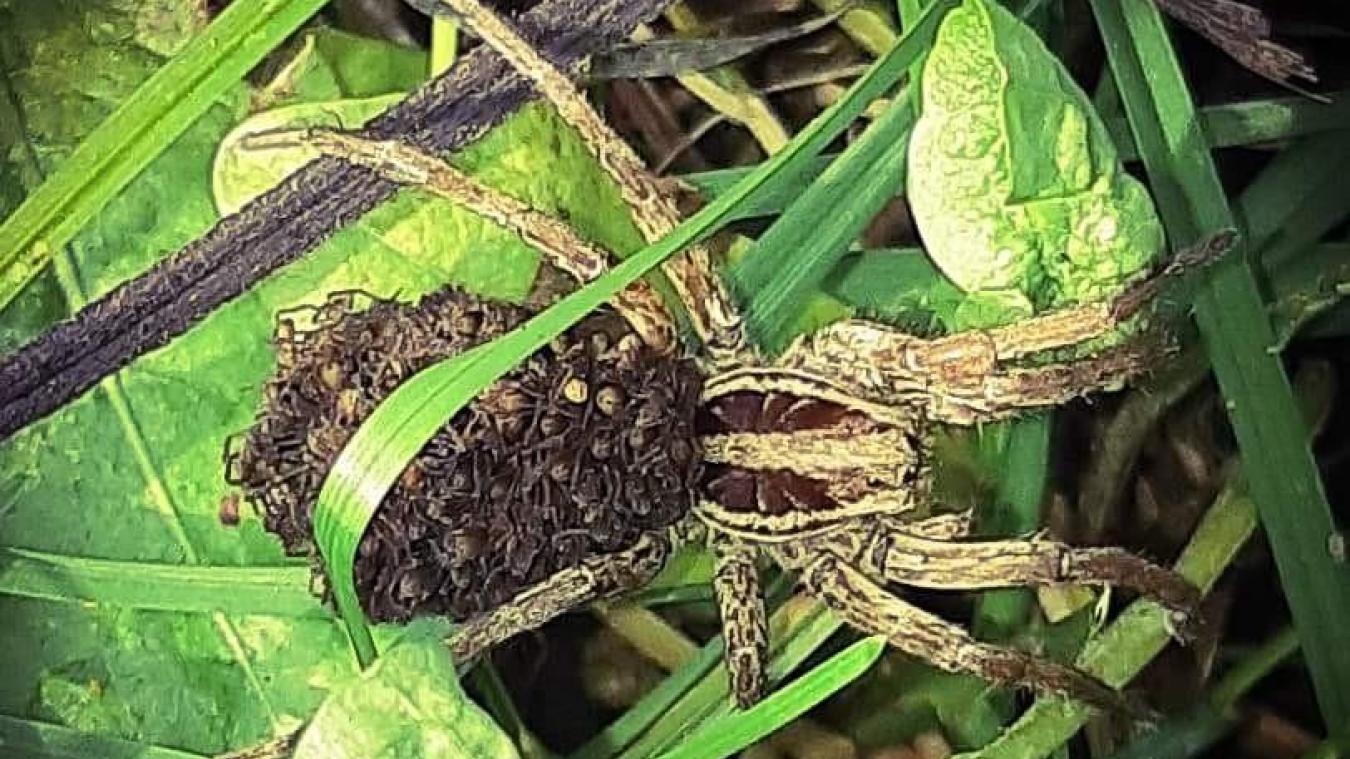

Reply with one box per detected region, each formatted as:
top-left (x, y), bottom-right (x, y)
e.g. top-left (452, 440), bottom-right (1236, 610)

top-left (0, 0), bottom-right (328, 312)
top-left (571, 625), bottom-right (726, 759)
top-left (1091, 0), bottom-right (1350, 730)
top-left (0, 714), bottom-right (204, 759)
top-left (310, 17), bottom-right (945, 667)
top-left (656, 636), bottom-right (885, 759)
top-left (0, 547), bottom-right (324, 618)
top-left (968, 413), bottom-right (1050, 725)
top-left (313, 343), bottom-right (486, 666)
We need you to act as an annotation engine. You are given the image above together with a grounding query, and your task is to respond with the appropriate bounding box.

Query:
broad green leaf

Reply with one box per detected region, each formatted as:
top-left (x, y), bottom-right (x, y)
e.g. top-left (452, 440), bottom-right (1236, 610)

top-left (0, 7), bottom-right (348, 752)
top-left (907, 0), bottom-right (1163, 322)
top-left (250, 28), bottom-right (429, 111)
top-left (294, 619), bottom-right (520, 759)
top-left (0, 0), bottom-right (328, 313)
top-left (0, 713), bottom-right (204, 759)
top-left (0, 91), bottom-right (356, 748)
top-left (0, 19), bottom-right (641, 754)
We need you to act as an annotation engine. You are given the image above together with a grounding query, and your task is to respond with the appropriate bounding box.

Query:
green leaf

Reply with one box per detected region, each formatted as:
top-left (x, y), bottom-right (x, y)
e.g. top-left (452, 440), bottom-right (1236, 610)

top-left (907, 0), bottom-right (1163, 319)
top-left (294, 619), bottom-right (519, 759)
top-left (250, 28), bottom-right (429, 110)
top-left (656, 636), bottom-right (886, 759)
top-left (0, 547), bottom-right (324, 618)
top-left (0, 0), bottom-right (328, 313)
top-left (0, 24), bottom-right (632, 754)
top-left (0, 7), bottom-right (349, 752)
top-left (0, 713), bottom-right (204, 759)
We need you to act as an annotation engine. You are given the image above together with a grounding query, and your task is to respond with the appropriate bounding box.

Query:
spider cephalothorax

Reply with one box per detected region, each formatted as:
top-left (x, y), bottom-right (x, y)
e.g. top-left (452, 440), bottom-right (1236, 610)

top-left (231, 0), bottom-right (1228, 718)
top-left (698, 389), bottom-right (931, 541)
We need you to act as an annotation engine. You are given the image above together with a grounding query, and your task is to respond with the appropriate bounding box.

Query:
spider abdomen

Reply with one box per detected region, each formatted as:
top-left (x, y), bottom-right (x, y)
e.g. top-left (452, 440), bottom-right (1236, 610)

top-left (696, 391), bottom-right (928, 541)
top-left (234, 286), bottom-right (703, 622)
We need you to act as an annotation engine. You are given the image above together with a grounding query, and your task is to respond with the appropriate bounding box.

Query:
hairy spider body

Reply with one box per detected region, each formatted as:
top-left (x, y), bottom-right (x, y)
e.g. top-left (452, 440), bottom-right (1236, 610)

top-left (234, 290), bottom-right (702, 622)
top-left (236, 284), bottom-right (952, 618)
top-left (230, 0), bottom-right (1232, 719)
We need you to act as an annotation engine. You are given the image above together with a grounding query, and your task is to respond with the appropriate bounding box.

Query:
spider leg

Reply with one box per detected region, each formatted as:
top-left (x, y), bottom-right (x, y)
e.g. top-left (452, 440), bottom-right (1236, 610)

top-left (711, 534), bottom-right (769, 708)
top-left (780, 231), bottom-right (1233, 396)
top-left (854, 528), bottom-right (1199, 623)
top-left (448, 533), bottom-right (669, 662)
top-left (892, 510), bottom-right (973, 540)
top-left (781, 324), bottom-right (1166, 426)
top-left (243, 127), bottom-right (677, 353)
top-left (440, 0), bottom-right (749, 366)
top-left (919, 230), bottom-right (1232, 368)
top-left (924, 338), bottom-right (1168, 425)
top-left (779, 544), bottom-right (1145, 716)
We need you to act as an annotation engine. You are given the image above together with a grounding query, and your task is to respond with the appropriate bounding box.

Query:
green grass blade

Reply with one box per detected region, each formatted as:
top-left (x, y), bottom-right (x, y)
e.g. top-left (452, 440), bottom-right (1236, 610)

top-left (0, 714), bottom-right (203, 759)
top-left (655, 636), bottom-right (885, 759)
top-left (0, 0), bottom-right (328, 313)
top-left (310, 17), bottom-right (947, 667)
top-left (968, 413), bottom-right (1050, 724)
top-left (313, 343), bottom-right (485, 666)
top-left (685, 93), bottom-right (1350, 222)
top-left (1235, 132), bottom-right (1350, 272)
top-left (731, 0), bottom-right (976, 353)
top-left (1103, 627), bottom-right (1300, 759)
top-left (570, 628), bottom-right (726, 759)
top-left (1091, 0), bottom-right (1350, 730)
top-left (608, 601), bottom-right (844, 759)
top-left (0, 547), bottom-right (324, 618)
top-left (731, 95), bottom-right (915, 353)
top-left (1105, 91), bottom-right (1350, 162)
top-left (682, 155), bottom-right (835, 222)
top-left (957, 480), bottom-right (1260, 759)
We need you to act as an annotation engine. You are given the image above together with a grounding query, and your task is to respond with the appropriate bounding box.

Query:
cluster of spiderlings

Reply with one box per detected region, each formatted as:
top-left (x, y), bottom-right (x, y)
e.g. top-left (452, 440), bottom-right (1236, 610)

top-left (233, 287), bottom-right (704, 621)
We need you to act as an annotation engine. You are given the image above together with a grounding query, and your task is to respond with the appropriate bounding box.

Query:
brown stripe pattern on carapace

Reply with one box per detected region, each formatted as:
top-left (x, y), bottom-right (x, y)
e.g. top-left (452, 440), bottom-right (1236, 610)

top-left (233, 287), bottom-right (703, 621)
top-left (696, 391), bottom-right (930, 541)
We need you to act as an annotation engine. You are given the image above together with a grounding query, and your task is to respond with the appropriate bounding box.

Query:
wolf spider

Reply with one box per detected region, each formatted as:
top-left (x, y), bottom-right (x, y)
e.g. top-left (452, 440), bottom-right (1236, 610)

top-left (242, 0), bottom-right (1226, 714)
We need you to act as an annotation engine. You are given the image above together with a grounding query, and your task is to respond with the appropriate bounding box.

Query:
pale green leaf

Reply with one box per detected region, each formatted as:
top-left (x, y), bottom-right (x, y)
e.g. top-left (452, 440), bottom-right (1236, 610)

top-left (907, 0), bottom-right (1163, 320)
top-left (294, 619), bottom-right (520, 759)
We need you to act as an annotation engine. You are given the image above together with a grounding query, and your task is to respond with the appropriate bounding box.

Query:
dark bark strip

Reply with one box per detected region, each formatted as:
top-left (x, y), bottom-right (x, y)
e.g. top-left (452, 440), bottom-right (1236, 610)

top-left (0, 0), bottom-right (669, 440)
